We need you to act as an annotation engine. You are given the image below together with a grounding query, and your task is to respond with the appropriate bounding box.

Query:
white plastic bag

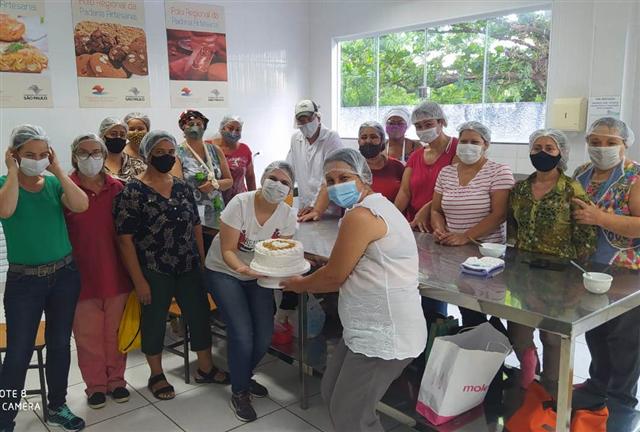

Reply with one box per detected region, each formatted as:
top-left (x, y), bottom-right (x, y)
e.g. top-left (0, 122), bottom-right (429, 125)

top-left (416, 322), bottom-right (511, 425)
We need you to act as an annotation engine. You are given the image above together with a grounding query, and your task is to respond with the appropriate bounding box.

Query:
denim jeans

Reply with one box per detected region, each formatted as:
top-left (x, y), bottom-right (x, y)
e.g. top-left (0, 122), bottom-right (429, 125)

top-left (421, 297), bottom-right (447, 326)
top-left (205, 270), bottom-right (274, 394)
top-left (0, 263), bottom-right (81, 428)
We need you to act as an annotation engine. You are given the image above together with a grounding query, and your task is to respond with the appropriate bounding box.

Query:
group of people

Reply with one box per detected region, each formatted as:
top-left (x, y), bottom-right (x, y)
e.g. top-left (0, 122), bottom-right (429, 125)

top-left (0, 97), bottom-right (638, 432)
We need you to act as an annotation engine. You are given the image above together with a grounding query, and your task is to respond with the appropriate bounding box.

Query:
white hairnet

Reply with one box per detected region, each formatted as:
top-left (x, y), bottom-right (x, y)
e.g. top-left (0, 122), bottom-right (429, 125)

top-left (411, 101), bottom-right (447, 126)
top-left (261, 160), bottom-right (295, 186)
top-left (139, 130), bottom-right (177, 161)
top-left (99, 117), bottom-right (128, 140)
top-left (324, 148), bottom-right (373, 185)
top-left (384, 107), bottom-right (411, 125)
top-left (458, 121), bottom-right (491, 144)
top-left (123, 112), bottom-right (150, 130)
top-left (529, 129), bottom-right (569, 171)
top-left (587, 117), bottom-right (635, 147)
top-left (71, 133), bottom-right (107, 155)
top-left (219, 115), bottom-right (244, 131)
top-left (358, 121), bottom-right (387, 144)
top-left (10, 124), bottom-right (49, 149)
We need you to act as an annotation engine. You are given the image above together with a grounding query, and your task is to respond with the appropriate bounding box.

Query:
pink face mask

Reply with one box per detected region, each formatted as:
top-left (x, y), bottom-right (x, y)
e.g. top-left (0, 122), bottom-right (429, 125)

top-left (385, 124), bottom-right (407, 138)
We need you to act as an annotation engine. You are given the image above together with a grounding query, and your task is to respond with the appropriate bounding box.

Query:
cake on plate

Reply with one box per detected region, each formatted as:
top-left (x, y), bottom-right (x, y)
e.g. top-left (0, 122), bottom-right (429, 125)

top-left (250, 239), bottom-right (308, 275)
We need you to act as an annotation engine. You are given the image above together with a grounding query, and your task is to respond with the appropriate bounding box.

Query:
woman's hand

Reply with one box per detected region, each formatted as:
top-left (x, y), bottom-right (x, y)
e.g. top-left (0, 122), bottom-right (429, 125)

top-left (236, 265), bottom-right (265, 279)
top-left (134, 280), bottom-right (152, 305)
top-left (432, 228), bottom-right (450, 243)
top-left (5, 148), bottom-right (18, 174)
top-left (198, 180), bottom-right (216, 194)
top-left (440, 232), bottom-right (470, 246)
top-left (410, 208), bottom-right (431, 233)
top-left (298, 209), bottom-right (321, 222)
top-left (280, 275), bottom-right (306, 293)
top-left (297, 206), bottom-right (314, 218)
top-left (305, 255), bottom-right (328, 268)
top-left (46, 147), bottom-right (63, 177)
top-left (572, 198), bottom-right (604, 226)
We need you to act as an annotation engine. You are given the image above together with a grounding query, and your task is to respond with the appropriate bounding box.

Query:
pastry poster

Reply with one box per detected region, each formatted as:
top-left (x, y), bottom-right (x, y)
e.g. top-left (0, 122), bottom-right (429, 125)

top-left (0, 0), bottom-right (53, 107)
top-left (165, 1), bottom-right (228, 108)
top-left (71, 0), bottom-right (150, 107)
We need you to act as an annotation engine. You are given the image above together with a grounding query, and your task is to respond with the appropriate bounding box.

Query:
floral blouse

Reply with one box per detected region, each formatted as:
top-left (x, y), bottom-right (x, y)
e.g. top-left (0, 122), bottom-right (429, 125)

top-left (105, 152), bottom-right (146, 183)
top-left (113, 178), bottom-right (201, 275)
top-left (508, 172), bottom-right (596, 259)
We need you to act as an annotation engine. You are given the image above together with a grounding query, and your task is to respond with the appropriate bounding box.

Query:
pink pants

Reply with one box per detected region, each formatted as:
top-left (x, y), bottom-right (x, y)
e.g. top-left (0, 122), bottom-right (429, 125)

top-left (73, 293), bottom-right (129, 395)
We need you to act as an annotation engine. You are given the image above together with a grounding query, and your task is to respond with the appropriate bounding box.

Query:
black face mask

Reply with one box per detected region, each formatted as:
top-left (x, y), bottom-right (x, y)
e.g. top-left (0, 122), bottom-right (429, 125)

top-left (530, 151), bottom-right (562, 172)
top-left (150, 154), bottom-right (176, 173)
top-left (359, 143), bottom-right (382, 159)
top-left (105, 137), bottom-right (127, 154)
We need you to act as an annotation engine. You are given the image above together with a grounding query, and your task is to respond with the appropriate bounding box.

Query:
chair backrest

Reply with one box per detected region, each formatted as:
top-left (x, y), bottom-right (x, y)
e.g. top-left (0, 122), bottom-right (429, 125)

top-left (0, 321), bottom-right (46, 352)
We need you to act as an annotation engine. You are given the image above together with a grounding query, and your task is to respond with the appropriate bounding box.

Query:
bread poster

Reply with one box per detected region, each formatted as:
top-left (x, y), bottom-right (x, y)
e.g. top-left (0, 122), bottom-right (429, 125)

top-left (71, 0), bottom-right (150, 107)
top-left (0, 0), bottom-right (53, 107)
top-left (165, 1), bottom-right (228, 108)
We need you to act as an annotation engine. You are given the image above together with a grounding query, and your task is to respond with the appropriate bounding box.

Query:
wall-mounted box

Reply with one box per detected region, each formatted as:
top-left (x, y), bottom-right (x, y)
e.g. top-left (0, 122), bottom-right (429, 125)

top-left (549, 98), bottom-right (587, 131)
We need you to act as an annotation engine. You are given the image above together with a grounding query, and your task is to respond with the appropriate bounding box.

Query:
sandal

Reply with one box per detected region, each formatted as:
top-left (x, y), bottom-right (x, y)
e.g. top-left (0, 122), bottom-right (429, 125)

top-left (148, 373), bottom-right (175, 400)
top-left (195, 366), bottom-right (231, 384)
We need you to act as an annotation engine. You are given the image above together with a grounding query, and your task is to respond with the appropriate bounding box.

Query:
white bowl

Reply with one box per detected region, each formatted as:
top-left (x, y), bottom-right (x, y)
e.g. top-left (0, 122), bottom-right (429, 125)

top-left (479, 243), bottom-right (507, 258)
top-left (583, 272), bottom-right (613, 294)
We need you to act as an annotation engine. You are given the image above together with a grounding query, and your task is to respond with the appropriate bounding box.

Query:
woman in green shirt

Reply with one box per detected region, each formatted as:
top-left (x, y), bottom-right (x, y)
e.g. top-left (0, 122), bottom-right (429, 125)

top-left (507, 128), bottom-right (596, 399)
top-left (0, 125), bottom-right (88, 432)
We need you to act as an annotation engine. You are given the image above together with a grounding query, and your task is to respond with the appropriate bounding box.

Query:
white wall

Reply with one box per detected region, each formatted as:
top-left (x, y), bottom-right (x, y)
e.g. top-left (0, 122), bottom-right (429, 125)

top-left (308, 0), bottom-right (640, 174)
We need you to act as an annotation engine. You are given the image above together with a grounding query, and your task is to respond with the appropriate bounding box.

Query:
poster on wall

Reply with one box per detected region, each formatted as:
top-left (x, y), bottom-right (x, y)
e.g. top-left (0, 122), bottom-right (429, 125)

top-left (71, 0), bottom-right (149, 108)
top-left (0, 0), bottom-right (53, 107)
top-left (165, 1), bottom-right (228, 108)
top-left (587, 96), bottom-right (621, 129)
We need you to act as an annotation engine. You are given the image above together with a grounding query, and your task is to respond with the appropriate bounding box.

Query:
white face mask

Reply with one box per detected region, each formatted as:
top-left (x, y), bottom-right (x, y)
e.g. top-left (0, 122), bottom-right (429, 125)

top-left (456, 143), bottom-right (484, 165)
top-left (588, 146), bottom-right (622, 170)
top-left (77, 157), bottom-right (104, 177)
top-left (416, 127), bottom-right (439, 145)
top-left (261, 178), bottom-right (290, 204)
top-left (299, 117), bottom-right (320, 139)
top-left (19, 157), bottom-right (50, 177)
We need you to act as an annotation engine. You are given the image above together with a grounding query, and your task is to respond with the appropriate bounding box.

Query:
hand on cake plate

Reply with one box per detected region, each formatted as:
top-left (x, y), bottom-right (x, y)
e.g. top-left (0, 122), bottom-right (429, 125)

top-left (280, 276), bottom-right (306, 293)
top-left (236, 265), bottom-right (265, 279)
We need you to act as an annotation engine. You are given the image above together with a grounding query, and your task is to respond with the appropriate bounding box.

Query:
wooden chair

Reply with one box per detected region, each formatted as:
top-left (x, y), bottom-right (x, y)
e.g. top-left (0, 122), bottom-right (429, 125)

top-left (165, 294), bottom-right (217, 383)
top-left (0, 321), bottom-right (48, 421)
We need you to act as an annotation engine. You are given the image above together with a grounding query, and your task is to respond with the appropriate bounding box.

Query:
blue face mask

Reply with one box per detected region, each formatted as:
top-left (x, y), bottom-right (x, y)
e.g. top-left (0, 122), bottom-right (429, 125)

top-left (327, 180), bottom-right (361, 208)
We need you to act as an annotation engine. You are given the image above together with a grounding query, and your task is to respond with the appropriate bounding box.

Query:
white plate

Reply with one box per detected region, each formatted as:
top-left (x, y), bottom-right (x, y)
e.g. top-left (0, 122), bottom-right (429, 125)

top-left (250, 260), bottom-right (311, 289)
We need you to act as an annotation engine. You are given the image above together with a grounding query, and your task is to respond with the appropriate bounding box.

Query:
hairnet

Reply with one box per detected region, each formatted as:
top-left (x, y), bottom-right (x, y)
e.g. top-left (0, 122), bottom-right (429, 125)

top-left (71, 133), bottom-right (107, 155)
top-left (219, 115), bottom-right (244, 131)
top-left (411, 101), bottom-right (447, 126)
top-left (139, 130), bottom-right (177, 161)
top-left (384, 107), bottom-right (411, 125)
top-left (324, 148), bottom-right (373, 185)
top-left (99, 117), bottom-right (128, 140)
top-left (260, 160), bottom-right (295, 186)
top-left (123, 112), bottom-right (151, 130)
top-left (586, 117), bottom-right (635, 147)
top-left (10, 124), bottom-right (49, 149)
top-left (458, 121), bottom-right (491, 144)
top-left (529, 129), bottom-right (569, 171)
top-left (358, 121), bottom-right (387, 144)
top-left (178, 110), bottom-right (209, 131)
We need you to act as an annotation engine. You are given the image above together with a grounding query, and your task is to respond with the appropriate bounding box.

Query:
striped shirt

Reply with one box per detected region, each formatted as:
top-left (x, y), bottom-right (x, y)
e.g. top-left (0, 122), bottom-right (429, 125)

top-left (435, 160), bottom-right (515, 244)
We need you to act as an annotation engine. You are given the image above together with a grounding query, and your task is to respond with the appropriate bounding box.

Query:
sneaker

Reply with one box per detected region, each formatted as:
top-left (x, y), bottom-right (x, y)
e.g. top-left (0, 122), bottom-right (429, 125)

top-left (520, 346), bottom-right (539, 389)
top-left (230, 391), bottom-right (257, 422)
top-left (87, 392), bottom-right (106, 409)
top-left (47, 404), bottom-right (86, 431)
top-left (111, 387), bottom-right (130, 403)
top-left (249, 379), bottom-right (268, 398)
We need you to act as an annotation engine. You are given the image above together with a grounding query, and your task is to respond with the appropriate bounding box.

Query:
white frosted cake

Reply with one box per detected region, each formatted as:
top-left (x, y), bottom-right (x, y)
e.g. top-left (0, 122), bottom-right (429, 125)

top-left (250, 239), bottom-right (308, 275)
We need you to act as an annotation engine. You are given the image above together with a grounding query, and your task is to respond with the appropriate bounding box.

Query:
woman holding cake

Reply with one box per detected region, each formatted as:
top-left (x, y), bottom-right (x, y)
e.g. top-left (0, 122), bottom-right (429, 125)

top-left (281, 148), bottom-right (427, 432)
top-left (204, 161), bottom-right (298, 423)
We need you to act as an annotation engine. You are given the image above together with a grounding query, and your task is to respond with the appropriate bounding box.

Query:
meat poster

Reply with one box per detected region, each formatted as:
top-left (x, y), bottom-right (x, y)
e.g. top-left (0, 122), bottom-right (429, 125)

top-left (71, 0), bottom-right (150, 107)
top-left (0, 0), bottom-right (53, 107)
top-left (165, 1), bottom-right (228, 108)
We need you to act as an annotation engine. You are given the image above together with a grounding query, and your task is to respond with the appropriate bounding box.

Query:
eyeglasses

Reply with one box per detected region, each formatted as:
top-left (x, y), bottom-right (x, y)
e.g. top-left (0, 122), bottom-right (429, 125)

top-left (76, 152), bottom-right (104, 161)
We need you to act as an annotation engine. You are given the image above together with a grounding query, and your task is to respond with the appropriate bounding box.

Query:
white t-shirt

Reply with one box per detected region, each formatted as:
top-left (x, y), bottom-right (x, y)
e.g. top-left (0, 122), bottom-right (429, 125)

top-left (286, 125), bottom-right (343, 209)
top-left (205, 191), bottom-right (298, 281)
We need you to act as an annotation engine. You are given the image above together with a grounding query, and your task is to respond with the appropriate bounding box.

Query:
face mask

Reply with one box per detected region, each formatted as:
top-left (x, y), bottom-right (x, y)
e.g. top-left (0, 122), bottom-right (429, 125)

top-left (417, 127), bottom-right (439, 144)
top-left (299, 118), bottom-right (320, 139)
top-left (261, 178), bottom-right (290, 204)
top-left (185, 126), bottom-right (205, 140)
top-left (221, 130), bottom-right (241, 144)
top-left (19, 157), bottom-right (50, 177)
top-left (456, 143), bottom-right (484, 165)
top-left (530, 151), bottom-right (561, 172)
top-left (359, 143), bottom-right (382, 159)
top-left (385, 124), bottom-right (407, 139)
top-left (588, 146), bottom-right (622, 170)
top-left (127, 131), bottom-right (146, 148)
top-left (327, 180), bottom-right (361, 209)
top-left (77, 157), bottom-right (104, 177)
top-left (105, 137), bottom-right (127, 154)
top-left (150, 154), bottom-right (176, 173)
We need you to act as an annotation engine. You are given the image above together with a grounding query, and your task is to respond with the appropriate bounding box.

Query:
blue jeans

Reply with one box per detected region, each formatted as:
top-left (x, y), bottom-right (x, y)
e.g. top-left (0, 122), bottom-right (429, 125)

top-left (421, 297), bottom-right (447, 326)
top-left (205, 270), bottom-right (274, 394)
top-left (0, 263), bottom-right (81, 428)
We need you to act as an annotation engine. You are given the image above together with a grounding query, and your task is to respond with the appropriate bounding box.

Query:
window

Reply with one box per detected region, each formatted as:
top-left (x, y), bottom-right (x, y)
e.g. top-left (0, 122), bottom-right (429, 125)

top-left (337, 10), bottom-right (552, 143)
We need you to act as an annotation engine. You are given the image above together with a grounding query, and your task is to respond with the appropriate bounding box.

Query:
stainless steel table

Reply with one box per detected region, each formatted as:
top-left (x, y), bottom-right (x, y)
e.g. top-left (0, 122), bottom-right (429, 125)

top-left (296, 219), bottom-right (640, 432)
